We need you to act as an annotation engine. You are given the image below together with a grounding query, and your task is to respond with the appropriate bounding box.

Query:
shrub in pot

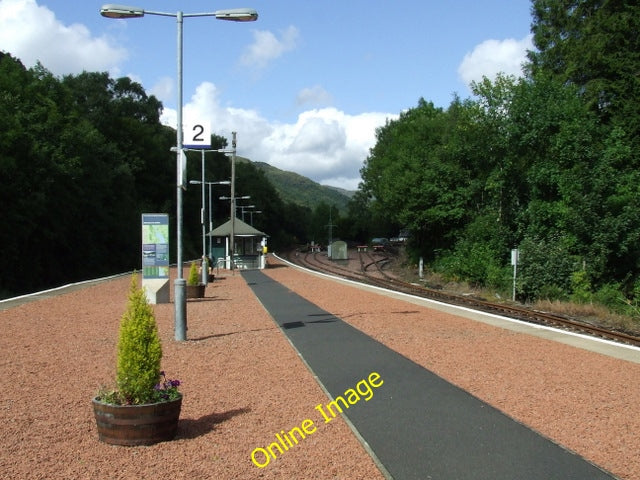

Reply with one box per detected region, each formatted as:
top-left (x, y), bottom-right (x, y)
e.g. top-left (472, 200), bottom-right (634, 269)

top-left (93, 274), bottom-right (182, 446)
top-left (186, 261), bottom-right (205, 298)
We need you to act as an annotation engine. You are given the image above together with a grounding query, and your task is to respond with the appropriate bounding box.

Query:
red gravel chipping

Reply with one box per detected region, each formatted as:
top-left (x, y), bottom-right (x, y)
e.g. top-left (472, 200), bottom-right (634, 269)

top-left (1, 259), bottom-right (639, 479)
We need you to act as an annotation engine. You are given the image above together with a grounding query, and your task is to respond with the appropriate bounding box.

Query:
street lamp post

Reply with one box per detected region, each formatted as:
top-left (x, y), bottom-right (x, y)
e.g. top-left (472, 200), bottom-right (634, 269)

top-left (249, 210), bottom-right (262, 226)
top-left (189, 178), bottom-right (230, 280)
top-left (221, 195), bottom-right (250, 202)
top-left (100, 4), bottom-right (257, 341)
top-left (220, 191), bottom-right (249, 269)
top-left (185, 147), bottom-right (232, 285)
top-left (230, 132), bottom-right (237, 271)
top-left (208, 183), bottom-right (213, 255)
top-left (199, 149), bottom-right (206, 285)
top-left (238, 205), bottom-right (256, 222)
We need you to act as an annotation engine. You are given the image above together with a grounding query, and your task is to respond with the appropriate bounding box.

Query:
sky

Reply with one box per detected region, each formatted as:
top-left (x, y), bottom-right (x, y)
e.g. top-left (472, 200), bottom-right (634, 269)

top-left (0, 0), bottom-right (535, 190)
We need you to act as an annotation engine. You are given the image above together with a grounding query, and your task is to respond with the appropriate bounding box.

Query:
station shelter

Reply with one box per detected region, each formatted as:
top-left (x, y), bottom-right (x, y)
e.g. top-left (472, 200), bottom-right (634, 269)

top-left (206, 217), bottom-right (268, 270)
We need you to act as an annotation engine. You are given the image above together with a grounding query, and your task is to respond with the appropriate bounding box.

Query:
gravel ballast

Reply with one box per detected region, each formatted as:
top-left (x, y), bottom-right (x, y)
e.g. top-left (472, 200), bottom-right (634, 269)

top-left (1, 260), bottom-right (638, 479)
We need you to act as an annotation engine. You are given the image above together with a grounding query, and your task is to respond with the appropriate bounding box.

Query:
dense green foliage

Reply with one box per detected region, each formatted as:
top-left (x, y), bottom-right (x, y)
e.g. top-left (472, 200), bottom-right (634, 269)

top-left (357, 0), bottom-right (640, 309)
top-left (528, 0), bottom-right (640, 151)
top-left (116, 275), bottom-right (163, 405)
top-left (0, 52), bottom-right (341, 298)
top-left (0, 53), bottom-right (176, 296)
top-left (5, 0), bottom-right (638, 312)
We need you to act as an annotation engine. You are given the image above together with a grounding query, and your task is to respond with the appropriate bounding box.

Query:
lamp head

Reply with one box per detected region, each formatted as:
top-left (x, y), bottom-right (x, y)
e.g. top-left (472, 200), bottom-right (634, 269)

top-left (214, 8), bottom-right (258, 22)
top-left (100, 4), bottom-right (144, 18)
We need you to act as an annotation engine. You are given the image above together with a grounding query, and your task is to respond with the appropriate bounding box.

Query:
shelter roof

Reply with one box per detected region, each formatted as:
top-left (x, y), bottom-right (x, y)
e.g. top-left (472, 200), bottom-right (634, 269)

top-left (206, 217), bottom-right (267, 237)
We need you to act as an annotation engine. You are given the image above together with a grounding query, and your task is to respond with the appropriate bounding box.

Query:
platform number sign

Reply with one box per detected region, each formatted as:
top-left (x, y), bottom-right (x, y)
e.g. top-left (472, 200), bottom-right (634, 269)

top-left (183, 120), bottom-right (211, 148)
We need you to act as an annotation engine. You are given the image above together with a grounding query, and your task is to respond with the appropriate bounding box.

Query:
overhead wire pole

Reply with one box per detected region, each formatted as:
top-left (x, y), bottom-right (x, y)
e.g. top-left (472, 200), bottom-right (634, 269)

top-left (326, 206), bottom-right (335, 259)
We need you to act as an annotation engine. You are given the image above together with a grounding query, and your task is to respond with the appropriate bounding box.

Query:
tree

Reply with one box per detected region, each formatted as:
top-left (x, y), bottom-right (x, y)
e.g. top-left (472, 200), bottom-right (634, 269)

top-left (354, 2), bottom-right (640, 303)
top-left (528, 0), bottom-right (640, 152)
top-left (0, 54), bottom-right (46, 294)
top-left (344, 190), bottom-right (376, 243)
top-left (361, 99), bottom-right (474, 255)
top-left (0, 58), bottom-right (178, 296)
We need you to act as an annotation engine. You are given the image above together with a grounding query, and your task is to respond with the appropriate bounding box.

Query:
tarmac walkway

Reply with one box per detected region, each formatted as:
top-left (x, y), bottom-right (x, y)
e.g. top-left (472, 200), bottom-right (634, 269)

top-left (242, 269), bottom-right (617, 480)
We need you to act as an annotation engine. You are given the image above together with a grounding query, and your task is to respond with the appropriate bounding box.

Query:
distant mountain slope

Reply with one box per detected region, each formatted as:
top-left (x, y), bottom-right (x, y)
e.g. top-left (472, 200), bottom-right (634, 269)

top-left (237, 157), bottom-right (354, 212)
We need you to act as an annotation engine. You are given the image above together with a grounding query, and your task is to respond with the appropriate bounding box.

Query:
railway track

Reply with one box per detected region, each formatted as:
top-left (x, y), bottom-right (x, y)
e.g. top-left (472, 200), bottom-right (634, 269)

top-left (282, 248), bottom-right (640, 348)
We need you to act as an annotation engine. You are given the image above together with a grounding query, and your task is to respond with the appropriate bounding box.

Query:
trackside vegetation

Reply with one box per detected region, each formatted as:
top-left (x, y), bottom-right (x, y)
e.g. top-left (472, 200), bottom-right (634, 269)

top-left (358, 0), bottom-right (640, 317)
top-left (2, 1), bottom-right (640, 325)
top-left (0, 53), bottom-right (321, 298)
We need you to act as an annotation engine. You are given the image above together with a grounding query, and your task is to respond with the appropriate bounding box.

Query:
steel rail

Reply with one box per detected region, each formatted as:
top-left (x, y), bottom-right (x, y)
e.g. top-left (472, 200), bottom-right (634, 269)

top-left (285, 249), bottom-right (640, 348)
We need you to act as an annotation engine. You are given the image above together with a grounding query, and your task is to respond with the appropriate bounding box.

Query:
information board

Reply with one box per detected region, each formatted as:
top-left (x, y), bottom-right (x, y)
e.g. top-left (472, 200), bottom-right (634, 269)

top-left (142, 214), bottom-right (169, 279)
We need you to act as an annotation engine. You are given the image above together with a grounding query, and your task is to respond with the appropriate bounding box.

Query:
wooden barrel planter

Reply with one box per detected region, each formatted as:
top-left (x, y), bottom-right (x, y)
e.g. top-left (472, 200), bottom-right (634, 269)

top-left (92, 395), bottom-right (182, 446)
top-left (186, 284), bottom-right (206, 299)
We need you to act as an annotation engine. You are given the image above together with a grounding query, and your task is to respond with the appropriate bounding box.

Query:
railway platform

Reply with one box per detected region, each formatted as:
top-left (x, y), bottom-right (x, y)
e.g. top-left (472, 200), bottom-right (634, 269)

top-left (242, 269), bottom-right (618, 480)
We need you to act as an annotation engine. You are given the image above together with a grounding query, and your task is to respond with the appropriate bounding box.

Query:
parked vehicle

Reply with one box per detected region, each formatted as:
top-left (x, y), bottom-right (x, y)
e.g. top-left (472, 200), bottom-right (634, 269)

top-left (371, 238), bottom-right (391, 251)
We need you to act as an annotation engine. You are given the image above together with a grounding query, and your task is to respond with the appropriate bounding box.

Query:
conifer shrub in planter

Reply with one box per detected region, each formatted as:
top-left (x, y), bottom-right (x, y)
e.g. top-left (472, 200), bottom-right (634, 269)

top-left (93, 274), bottom-right (182, 446)
top-left (186, 261), bottom-right (205, 299)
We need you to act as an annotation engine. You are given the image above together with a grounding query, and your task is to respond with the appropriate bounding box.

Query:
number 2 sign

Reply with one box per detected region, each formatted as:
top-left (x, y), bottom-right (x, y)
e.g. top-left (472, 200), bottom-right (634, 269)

top-left (183, 120), bottom-right (211, 148)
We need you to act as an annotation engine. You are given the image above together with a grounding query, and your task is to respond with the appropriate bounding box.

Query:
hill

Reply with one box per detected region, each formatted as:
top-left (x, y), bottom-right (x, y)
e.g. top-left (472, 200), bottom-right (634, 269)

top-left (237, 157), bottom-right (355, 212)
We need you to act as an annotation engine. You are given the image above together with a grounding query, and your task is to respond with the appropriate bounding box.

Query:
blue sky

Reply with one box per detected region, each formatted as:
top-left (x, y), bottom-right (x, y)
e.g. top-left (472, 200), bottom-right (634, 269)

top-left (0, 0), bottom-right (534, 190)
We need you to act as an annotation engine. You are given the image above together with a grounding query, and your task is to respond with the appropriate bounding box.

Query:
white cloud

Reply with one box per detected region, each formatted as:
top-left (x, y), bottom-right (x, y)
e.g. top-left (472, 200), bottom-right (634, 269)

top-left (457, 34), bottom-right (533, 86)
top-left (149, 76), bottom-right (174, 104)
top-left (0, 2), bottom-right (389, 192)
top-left (240, 26), bottom-right (299, 70)
top-left (296, 85), bottom-right (333, 107)
top-left (256, 108), bottom-right (394, 190)
top-left (161, 82), bottom-right (395, 191)
top-left (0, 0), bottom-right (126, 76)
top-left (288, 116), bottom-right (346, 154)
